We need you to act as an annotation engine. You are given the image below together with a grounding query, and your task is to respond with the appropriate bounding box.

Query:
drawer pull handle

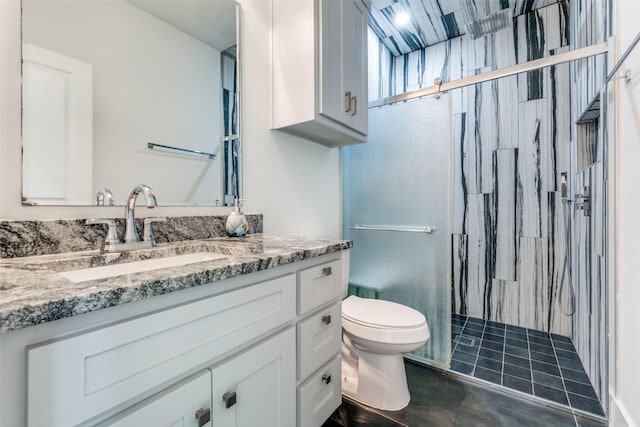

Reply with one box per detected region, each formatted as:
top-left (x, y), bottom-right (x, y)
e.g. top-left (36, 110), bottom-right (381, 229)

top-left (344, 91), bottom-right (352, 112)
top-left (195, 407), bottom-right (211, 426)
top-left (223, 391), bottom-right (237, 409)
top-left (322, 267), bottom-right (332, 276)
top-left (322, 315), bottom-right (332, 325)
top-left (322, 374), bottom-right (332, 385)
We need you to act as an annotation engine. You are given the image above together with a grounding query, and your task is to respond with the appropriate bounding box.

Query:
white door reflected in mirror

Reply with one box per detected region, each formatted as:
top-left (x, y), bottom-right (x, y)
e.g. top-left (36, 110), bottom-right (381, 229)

top-left (22, 44), bottom-right (93, 205)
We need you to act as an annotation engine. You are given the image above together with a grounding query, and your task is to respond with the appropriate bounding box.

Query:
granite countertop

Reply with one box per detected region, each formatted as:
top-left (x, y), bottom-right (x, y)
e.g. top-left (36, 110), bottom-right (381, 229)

top-left (0, 234), bottom-right (352, 334)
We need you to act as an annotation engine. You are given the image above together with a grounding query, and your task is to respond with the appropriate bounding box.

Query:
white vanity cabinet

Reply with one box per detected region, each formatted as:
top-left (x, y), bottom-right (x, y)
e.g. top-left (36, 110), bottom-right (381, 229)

top-left (27, 274), bottom-right (296, 427)
top-left (272, 0), bottom-right (369, 147)
top-left (0, 251), bottom-right (349, 427)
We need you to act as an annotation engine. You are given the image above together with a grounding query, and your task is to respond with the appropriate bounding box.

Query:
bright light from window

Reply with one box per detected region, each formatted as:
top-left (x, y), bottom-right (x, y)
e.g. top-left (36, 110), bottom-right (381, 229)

top-left (394, 11), bottom-right (410, 26)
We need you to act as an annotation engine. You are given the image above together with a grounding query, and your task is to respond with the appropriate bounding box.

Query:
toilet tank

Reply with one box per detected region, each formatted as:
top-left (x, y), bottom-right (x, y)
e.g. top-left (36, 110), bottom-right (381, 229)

top-left (341, 250), bottom-right (350, 298)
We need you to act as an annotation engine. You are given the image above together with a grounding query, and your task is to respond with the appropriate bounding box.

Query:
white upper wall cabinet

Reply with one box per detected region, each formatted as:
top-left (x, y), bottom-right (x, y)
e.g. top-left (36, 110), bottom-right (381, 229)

top-left (272, 0), bottom-right (369, 148)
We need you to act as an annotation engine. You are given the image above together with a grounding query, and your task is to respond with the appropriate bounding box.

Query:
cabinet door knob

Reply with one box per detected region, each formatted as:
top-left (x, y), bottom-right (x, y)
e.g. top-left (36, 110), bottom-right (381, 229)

top-left (322, 315), bottom-right (332, 325)
top-left (223, 391), bottom-right (237, 409)
top-left (322, 266), bottom-right (332, 276)
top-left (344, 91), bottom-right (352, 112)
top-left (195, 407), bottom-right (211, 427)
top-left (322, 374), bottom-right (332, 385)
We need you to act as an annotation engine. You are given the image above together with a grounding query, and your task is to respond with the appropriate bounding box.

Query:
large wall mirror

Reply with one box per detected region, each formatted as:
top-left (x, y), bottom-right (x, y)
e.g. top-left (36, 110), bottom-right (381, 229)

top-left (21, 0), bottom-right (240, 207)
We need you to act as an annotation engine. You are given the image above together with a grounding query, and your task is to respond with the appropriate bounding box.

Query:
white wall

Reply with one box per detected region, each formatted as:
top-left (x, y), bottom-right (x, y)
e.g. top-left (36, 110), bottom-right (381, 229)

top-left (0, 0), bottom-right (341, 239)
top-left (613, 1), bottom-right (640, 426)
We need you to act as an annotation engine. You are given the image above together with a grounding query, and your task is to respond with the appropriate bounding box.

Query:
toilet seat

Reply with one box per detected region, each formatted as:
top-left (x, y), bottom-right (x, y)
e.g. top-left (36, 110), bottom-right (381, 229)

top-left (342, 295), bottom-right (425, 329)
top-left (342, 296), bottom-right (430, 345)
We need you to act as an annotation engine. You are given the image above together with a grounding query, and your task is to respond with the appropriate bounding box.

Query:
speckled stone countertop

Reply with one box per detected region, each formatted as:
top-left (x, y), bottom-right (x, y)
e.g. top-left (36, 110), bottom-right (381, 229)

top-left (0, 234), bottom-right (352, 334)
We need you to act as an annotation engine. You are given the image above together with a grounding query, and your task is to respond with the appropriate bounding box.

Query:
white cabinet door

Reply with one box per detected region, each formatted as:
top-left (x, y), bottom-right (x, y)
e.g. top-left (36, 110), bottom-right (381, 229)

top-left (98, 370), bottom-right (211, 427)
top-left (211, 327), bottom-right (296, 427)
top-left (340, 0), bottom-right (368, 134)
top-left (319, 0), bottom-right (368, 135)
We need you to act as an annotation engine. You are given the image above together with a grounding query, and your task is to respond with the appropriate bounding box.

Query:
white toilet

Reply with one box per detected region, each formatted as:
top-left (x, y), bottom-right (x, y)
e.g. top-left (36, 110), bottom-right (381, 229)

top-left (341, 290), bottom-right (430, 411)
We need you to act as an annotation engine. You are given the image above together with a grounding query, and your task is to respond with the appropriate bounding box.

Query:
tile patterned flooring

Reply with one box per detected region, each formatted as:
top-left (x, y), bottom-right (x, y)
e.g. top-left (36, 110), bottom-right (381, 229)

top-left (450, 314), bottom-right (605, 417)
top-left (324, 361), bottom-right (607, 427)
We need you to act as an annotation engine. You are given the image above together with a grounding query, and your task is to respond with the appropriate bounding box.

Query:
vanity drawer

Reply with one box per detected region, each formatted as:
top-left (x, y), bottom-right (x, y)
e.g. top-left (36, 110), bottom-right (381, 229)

top-left (27, 274), bottom-right (296, 427)
top-left (297, 355), bottom-right (342, 427)
top-left (297, 259), bottom-right (342, 314)
top-left (297, 302), bottom-right (342, 381)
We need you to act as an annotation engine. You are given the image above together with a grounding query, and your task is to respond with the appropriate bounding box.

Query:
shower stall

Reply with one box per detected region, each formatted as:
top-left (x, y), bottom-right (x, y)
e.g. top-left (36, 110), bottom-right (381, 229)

top-left (341, 3), bottom-right (615, 418)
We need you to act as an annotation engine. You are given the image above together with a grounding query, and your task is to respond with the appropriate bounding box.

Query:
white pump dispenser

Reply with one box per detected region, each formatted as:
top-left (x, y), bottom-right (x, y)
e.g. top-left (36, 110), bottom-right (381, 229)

top-left (225, 198), bottom-right (249, 237)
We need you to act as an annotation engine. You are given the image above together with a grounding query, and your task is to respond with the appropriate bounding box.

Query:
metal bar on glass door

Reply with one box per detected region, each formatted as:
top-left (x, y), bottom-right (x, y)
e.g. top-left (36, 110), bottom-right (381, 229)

top-left (350, 224), bottom-right (435, 234)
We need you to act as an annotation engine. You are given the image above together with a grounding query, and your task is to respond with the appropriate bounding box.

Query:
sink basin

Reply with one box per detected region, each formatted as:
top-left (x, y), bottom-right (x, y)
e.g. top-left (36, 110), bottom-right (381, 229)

top-left (59, 252), bottom-right (226, 283)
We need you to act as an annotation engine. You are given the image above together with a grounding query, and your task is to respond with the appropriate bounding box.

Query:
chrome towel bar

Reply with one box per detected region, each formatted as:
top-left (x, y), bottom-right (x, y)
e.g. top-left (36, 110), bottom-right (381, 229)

top-left (147, 142), bottom-right (216, 159)
top-left (350, 224), bottom-right (435, 234)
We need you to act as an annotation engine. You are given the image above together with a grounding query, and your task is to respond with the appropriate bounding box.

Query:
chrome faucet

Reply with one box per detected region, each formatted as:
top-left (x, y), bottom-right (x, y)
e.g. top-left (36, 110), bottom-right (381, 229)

top-left (86, 184), bottom-right (165, 252)
top-left (124, 184), bottom-right (158, 243)
top-left (96, 188), bottom-right (115, 206)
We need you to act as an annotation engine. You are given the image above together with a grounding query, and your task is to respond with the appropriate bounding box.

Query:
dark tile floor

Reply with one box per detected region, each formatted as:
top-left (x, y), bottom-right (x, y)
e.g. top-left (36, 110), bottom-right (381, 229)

top-left (450, 314), bottom-right (605, 417)
top-left (324, 361), bottom-right (607, 427)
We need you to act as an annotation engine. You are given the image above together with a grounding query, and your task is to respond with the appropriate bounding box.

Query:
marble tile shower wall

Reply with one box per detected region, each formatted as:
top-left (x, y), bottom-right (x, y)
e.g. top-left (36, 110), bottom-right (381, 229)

top-left (369, 1), bottom-right (574, 335)
top-left (368, 0), bottom-right (610, 408)
top-left (569, 0), bottom-right (610, 412)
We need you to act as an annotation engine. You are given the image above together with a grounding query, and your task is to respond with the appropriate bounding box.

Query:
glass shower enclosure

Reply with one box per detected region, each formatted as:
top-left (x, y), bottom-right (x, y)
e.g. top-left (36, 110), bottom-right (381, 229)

top-left (342, 95), bottom-right (452, 366)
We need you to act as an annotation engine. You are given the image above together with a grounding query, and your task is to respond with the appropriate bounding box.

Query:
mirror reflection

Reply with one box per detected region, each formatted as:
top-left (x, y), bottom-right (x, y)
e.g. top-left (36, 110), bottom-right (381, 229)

top-left (21, 0), bottom-right (240, 207)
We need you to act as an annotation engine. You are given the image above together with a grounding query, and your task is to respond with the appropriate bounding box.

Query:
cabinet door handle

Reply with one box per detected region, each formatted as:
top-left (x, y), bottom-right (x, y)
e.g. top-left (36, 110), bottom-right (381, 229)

top-left (344, 91), bottom-right (352, 113)
top-left (322, 314), bottom-right (332, 325)
top-left (195, 407), bottom-right (211, 427)
top-left (223, 391), bottom-right (237, 409)
top-left (322, 266), bottom-right (332, 276)
top-left (322, 374), bottom-right (332, 384)
top-left (351, 95), bottom-right (357, 116)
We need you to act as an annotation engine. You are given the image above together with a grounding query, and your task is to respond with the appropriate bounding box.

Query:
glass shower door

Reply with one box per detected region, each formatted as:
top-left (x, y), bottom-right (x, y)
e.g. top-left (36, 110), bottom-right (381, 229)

top-left (342, 95), bottom-right (451, 366)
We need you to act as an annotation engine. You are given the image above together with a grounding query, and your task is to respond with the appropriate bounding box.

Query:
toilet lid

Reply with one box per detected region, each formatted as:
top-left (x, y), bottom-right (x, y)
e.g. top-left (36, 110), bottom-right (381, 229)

top-left (342, 295), bottom-right (426, 329)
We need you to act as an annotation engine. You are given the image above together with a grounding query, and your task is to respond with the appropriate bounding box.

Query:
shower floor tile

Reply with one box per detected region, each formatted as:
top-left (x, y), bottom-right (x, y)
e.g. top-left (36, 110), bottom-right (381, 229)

top-left (450, 314), bottom-right (605, 418)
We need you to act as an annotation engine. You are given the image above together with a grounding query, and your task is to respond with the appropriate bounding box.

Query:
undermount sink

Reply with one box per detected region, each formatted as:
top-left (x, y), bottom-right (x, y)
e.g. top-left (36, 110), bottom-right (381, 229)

top-left (58, 252), bottom-right (227, 283)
